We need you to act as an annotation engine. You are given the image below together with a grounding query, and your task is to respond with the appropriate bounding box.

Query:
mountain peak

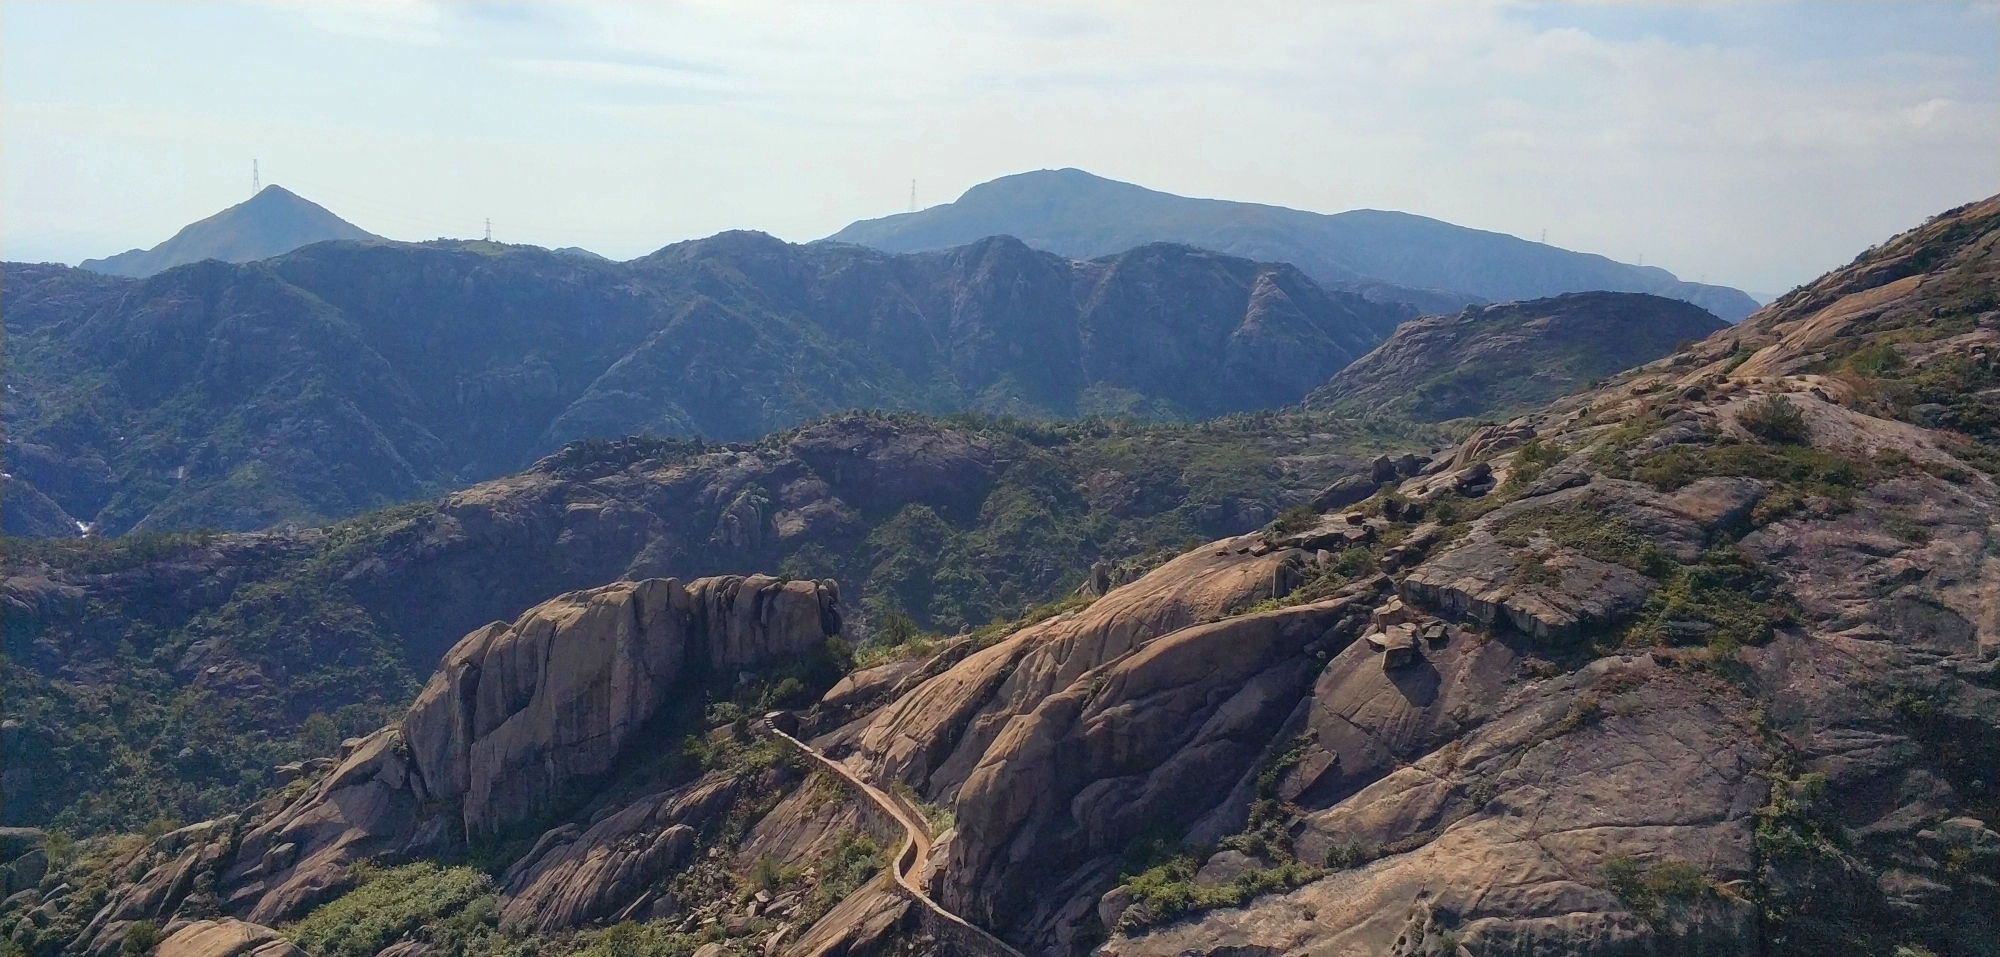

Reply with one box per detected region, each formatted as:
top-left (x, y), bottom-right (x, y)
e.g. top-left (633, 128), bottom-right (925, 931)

top-left (79, 184), bottom-right (378, 278)
top-left (828, 169), bottom-right (1762, 320)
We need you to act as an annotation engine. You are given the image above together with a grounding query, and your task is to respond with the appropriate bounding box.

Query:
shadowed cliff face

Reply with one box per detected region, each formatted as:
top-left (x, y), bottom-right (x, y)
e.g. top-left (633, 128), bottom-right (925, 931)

top-left (4, 232), bottom-right (1408, 536)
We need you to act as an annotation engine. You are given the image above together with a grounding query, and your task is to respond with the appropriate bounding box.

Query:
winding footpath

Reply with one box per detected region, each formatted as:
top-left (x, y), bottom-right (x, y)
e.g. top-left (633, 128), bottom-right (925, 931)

top-left (766, 725), bottom-right (1027, 957)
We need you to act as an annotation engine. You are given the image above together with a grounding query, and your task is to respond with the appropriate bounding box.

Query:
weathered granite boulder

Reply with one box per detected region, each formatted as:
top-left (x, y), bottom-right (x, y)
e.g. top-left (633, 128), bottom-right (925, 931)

top-left (78, 574), bottom-right (841, 936)
top-left (154, 919), bottom-right (304, 957)
top-left (1311, 474), bottom-right (1382, 511)
top-left (402, 575), bottom-right (837, 836)
top-left (497, 775), bottom-right (739, 933)
top-left (1400, 538), bottom-right (1653, 641)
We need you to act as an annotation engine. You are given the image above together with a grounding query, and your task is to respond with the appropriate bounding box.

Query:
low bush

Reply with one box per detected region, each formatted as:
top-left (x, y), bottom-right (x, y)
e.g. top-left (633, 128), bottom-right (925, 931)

top-left (1601, 855), bottom-right (1718, 924)
top-left (286, 862), bottom-right (501, 957)
top-left (1738, 395), bottom-right (1811, 444)
top-left (1623, 546), bottom-right (1787, 656)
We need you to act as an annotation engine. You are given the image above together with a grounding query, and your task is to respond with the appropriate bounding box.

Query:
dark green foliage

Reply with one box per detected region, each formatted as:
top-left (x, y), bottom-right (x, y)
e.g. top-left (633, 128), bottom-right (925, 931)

top-left (812, 831), bottom-right (888, 910)
top-left (1755, 770), bottom-right (1845, 861)
top-left (286, 862), bottom-right (503, 957)
top-left (118, 921), bottom-right (163, 955)
top-left (1113, 737), bottom-right (1325, 930)
top-left (1625, 547), bottom-right (1787, 656)
top-left (1495, 503), bottom-right (1674, 578)
top-left (1601, 855), bottom-right (1718, 924)
top-left (3, 409), bottom-right (1439, 834)
top-left (2, 517), bottom-right (420, 833)
top-left (1841, 343), bottom-right (1905, 377)
top-left (564, 921), bottom-right (714, 957)
top-left (1266, 504), bottom-right (1318, 536)
top-left (1738, 395), bottom-right (1811, 444)
top-left (8, 232), bottom-right (1412, 536)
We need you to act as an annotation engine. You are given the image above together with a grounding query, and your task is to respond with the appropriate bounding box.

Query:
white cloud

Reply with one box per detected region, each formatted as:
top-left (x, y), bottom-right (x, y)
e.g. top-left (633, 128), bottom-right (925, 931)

top-left (268, 0), bottom-right (447, 46)
top-left (506, 58), bottom-right (732, 91)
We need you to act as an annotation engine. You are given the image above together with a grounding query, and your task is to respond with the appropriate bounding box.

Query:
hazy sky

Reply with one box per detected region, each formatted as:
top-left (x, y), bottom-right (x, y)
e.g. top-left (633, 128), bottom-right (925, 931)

top-left (3, 1), bottom-right (1994, 295)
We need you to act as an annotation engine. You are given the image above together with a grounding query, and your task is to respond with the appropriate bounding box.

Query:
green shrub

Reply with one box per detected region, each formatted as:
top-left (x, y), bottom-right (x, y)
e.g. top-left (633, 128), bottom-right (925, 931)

top-left (1755, 769), bottom-right (1845, 861)
top-left (1601, 855), bottom-right (1716, 923)
top-left (1632, 442), bottom-right (1872, 516)
top-left (813, 831), bottom-right (886, 910)
top-left (285, 862), bottom-right (500, 957)
top-left (1624, 547), bottom-right (1785, 656)
top-left (1266, 504), bottom-right (1318, 537)
top-left (1738, 395), bottom-right (1811, 444)
top-left (1842, 343), bottom-right (1905, 377)
top-left (1494, 504), bottom-right (1673, 578)
top-left (567, 920), bottom-right (707, 957)
top-left (120, 921), bottom-right (164, 955)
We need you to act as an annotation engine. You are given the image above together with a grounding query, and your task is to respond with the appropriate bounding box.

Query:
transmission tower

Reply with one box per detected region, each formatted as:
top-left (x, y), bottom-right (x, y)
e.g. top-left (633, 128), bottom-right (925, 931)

top-left (252, 160), bottom-right (260, 194)
top-left (909, 179), bottom-right (916, 212)
top-left (484, 218), bottom-right (493, 242)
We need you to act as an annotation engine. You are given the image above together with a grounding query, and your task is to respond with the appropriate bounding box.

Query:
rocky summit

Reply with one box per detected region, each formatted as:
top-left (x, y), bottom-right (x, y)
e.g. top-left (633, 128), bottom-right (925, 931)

top-left (4, 195), bottom-right (1995, 957)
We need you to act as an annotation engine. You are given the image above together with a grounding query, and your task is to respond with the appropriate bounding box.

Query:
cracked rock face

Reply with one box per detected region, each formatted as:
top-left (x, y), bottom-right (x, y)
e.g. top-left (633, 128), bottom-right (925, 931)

top-left (77, 574), bottom-right (840, 938)
top-left (403, 574), bottom-right (836, 836)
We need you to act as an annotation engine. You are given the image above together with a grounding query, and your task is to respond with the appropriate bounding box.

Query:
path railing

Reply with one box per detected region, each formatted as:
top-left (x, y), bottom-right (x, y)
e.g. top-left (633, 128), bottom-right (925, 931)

top-left (764, 718), bottom-right (1026, 957)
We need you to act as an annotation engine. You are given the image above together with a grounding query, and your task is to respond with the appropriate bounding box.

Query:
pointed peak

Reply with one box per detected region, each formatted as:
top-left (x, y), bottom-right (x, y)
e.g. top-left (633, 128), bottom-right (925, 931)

top-left (249, 183), bottom-right (304, 202)
top-left (79, 183), bottom-right (378, 278)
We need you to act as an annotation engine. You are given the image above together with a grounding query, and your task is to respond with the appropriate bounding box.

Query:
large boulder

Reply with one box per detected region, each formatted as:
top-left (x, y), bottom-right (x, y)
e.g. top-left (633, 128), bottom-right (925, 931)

top-left (402, 575), bottom-right (837, 836)
top-left (154, 919), bottom-right (304, 957)
top-left (83, 574), bottom-right (841, 932)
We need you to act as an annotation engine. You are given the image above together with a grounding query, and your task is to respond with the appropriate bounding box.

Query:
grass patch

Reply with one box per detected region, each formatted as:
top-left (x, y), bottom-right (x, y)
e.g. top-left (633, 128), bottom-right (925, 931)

top-left (1113, 737), bottom-right (1324, 930)
top-left (1602, 855), bottom-right (1722, 924)
top-left (285, 862), bottom-right (502, 957)
top-left (1623, 546), bottom-right (1788, 656)
top-left (1494, 503), bottom-right (1674, 577)
top-left (1632, 440), bottom-right (1878, 524)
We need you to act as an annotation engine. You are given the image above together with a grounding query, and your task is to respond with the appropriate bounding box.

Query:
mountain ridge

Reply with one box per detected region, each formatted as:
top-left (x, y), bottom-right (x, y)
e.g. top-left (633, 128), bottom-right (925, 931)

top-left (6, 232), bottom-right (1409, 535)
top-left (828, 167), bottom-right (1761, 320)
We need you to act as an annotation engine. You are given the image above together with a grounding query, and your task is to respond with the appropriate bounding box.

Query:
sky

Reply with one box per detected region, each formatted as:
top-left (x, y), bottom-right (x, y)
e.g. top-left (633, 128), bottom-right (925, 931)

top-left (2, 1), bottom-right (1995, 297)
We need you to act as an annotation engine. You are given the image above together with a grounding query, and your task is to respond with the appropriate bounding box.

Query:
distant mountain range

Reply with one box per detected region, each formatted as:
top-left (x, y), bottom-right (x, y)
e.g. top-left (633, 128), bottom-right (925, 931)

top-left (78, 184), bottom-right (379, 277)
top-left (828, 168), bottom-right (1761, 321)
top-left (1307, 291), bottom-right (1728, 420)
top-left (5, 233), bottom-right (1408, 535)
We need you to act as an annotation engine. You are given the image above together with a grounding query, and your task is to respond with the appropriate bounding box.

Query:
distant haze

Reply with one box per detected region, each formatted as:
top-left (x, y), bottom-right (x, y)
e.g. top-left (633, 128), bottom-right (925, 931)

top-left (3, 1), bottom-right (1994, 295)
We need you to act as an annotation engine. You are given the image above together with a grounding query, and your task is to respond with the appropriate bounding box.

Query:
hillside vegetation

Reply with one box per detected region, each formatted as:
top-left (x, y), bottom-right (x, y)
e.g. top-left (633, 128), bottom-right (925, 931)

top-left (0, 410), bottom-right (1441, 834)
top-left (5, 233), bottom-right (1406, 536)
